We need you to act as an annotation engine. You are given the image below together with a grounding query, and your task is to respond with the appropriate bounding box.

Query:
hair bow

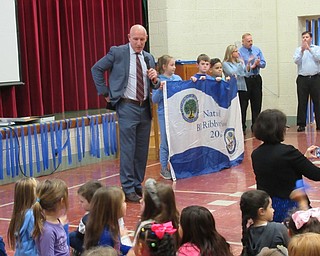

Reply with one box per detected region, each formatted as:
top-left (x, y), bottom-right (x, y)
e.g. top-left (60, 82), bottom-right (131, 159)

top-left (291, 207), bottom-right (320, 229)
top-left (151, 221), bottom-right (177, 239)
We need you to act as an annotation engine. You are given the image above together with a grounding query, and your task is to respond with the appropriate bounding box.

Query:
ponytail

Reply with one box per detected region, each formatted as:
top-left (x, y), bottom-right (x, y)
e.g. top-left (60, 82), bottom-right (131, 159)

top-left (32, 200), bottom-right (45, 239)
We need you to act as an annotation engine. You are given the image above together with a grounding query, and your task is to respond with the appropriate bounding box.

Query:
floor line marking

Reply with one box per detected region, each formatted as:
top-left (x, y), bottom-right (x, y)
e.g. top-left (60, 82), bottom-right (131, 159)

top-left (0, 202), bottom-right (13, 208)
top-left (0, 163), bottom-right (157, 208)
top-left (68, 162), bottom-right (158, 190)
top-left (0, 218), bottom-right (10, 221)
top-left (147, 162), bottom-right (160, 168)
top-left (227, 241), bottom-right (242, 246)
top-left (244, 137), bottom-right (254, 141)
top-left (68, 173), bottom-right (120, 190)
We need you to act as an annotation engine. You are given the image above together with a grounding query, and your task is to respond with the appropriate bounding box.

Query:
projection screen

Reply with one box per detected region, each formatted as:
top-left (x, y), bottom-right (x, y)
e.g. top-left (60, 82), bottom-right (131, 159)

top-left (0, 0), bottom-right (23, 86)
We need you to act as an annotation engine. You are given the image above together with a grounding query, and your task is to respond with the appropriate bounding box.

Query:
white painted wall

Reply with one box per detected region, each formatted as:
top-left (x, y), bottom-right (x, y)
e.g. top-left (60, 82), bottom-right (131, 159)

top-left (148, 0), bottom-right (320, 119)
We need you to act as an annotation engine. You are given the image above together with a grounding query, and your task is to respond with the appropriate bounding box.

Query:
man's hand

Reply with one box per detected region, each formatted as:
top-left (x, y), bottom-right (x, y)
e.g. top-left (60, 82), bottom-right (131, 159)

top-left (301, 41), bottom-right (310, 52)
top-left (147, 68), bottom-right (158, 84)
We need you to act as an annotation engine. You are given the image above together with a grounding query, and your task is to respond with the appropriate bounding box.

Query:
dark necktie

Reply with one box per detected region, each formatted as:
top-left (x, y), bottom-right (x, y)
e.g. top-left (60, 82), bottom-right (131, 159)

top-left (135, 53), bottom-right (144, 101)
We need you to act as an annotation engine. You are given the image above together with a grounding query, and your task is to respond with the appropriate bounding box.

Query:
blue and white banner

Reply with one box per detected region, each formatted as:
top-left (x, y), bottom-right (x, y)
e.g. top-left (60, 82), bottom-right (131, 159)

top-left (163, 78), bottom-right (244, 180)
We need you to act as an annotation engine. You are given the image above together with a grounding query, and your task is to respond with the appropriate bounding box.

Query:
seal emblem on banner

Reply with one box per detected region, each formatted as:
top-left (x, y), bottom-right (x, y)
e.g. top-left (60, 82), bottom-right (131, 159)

top-left (180, 94), bottom-right (199, 123)
top-left (224, 128), bottom-right (236, 154)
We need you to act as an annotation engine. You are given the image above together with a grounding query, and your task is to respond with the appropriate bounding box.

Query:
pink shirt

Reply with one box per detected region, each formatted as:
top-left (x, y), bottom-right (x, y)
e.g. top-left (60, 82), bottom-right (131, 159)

top-left (178, 242), bottom-right (200, 256)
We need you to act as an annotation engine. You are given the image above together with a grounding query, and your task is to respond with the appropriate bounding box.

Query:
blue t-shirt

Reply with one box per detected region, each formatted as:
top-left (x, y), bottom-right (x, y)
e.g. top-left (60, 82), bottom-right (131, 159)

top-left (15, 209), bottom-right (38, 256)
top-left (152, 74), bottom-right (182, 113)
top-left (99, 226), bottom-right (131, 255)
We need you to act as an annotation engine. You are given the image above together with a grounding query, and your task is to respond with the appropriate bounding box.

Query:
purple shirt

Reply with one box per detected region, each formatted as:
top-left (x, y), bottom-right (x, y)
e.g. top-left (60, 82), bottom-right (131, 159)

top-left (36, 221), bottom-right (69, 256)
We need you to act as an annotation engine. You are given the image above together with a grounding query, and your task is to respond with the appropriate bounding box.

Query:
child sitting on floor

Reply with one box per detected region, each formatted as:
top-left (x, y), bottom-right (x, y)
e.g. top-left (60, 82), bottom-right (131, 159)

top-left (84, 186), bottom-right (132, 255)
top-left (33, 179), bottom-right (70, 255)
top-left (132, 221), bottom-right (176, 256)
top-left (240, 190), bottom-right (289, 256)
top-left (132, 178), bottom-right (179, 248)
top-left (69, 180), bottom-right (102, 255)
top-left (178, 205), bottom-right (233, 256)
top-left (7, 177), bottom-right (38, 255)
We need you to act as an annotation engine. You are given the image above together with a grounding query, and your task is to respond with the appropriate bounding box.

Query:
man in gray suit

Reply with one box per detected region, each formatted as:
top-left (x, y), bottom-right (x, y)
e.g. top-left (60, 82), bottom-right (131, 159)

top-left (91, 24), bottom-right (160, 203)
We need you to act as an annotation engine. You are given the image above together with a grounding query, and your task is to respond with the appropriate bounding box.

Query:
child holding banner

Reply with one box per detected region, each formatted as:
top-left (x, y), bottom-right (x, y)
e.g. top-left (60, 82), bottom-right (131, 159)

top-left (210, 58), bottom-right (230, 82)
top-left (190, 54), bottom-right (213, 82)
top-left (152, 55), bottom-right (182, 180)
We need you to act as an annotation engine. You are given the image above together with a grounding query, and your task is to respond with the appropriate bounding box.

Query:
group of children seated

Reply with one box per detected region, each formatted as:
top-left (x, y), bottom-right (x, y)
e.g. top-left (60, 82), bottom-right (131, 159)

top-left (2, 177), bottom-right (320, 256)
top-left (240, 188), bottom-right (320, 256)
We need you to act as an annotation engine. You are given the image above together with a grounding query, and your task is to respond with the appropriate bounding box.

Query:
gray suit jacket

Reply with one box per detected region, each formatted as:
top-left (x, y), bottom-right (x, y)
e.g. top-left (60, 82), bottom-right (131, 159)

top-left (91, 43), bottom-right (158, 105)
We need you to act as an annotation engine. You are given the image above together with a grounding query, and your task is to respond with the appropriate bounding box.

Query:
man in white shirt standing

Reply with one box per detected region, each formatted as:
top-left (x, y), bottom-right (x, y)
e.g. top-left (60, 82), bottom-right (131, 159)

top-left (293, 31), bottom-right (320, 132)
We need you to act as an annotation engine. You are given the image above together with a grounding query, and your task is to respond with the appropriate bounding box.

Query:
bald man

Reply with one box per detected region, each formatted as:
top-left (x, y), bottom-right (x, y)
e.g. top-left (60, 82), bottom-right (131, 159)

top-left (91, 24), bottom-right (160, 202)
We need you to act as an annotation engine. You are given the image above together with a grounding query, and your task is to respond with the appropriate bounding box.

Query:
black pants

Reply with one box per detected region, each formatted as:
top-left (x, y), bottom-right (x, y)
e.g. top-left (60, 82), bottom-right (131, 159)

top-left (296, 74), bottom-right (320, 128)
top-left (242, 75), bottom-right (263, 130)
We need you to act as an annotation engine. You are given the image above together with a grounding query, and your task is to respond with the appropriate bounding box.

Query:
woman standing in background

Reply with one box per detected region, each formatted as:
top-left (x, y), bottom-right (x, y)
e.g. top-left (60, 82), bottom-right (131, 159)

top-left (223, 44), bottom-right (249, 134)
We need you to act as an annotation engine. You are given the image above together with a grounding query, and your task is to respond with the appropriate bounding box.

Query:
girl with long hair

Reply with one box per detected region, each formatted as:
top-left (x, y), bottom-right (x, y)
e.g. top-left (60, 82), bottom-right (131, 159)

top-left (7, 177), bottom-right (38, 255)
top-left (152, 55), bottom-right (182, 180)
top-left (131, 178), bottom-right (179, 256)
top-left (240, 190), bottom-right (289, 256)
top-left (32, 179), bottom-right (69, 255)
top-left (178, 205), bottom-right (233, 256)
top-left (134, 221), bottom-right (176, 256)
top-left (84, 186), bottom-right (131, 255)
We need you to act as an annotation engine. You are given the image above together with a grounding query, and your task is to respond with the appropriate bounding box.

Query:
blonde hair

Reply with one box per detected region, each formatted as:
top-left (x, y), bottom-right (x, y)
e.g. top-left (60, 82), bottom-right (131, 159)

top-left (288, 232), bottom-right (320, 256)
top-left (242, 33), bottom-right (252, 40)
top-left (84, 186), bottom-right (124, 250)
top-left (82, 246), bottom-right (117, 256)
top-left (223, 45), bottom-right (239, 63)
top-left (157, 55), bottom-right (174, 74)
top-left (7, 177), bottom-right (38, 249)
top-left (32, 179), bottom-right (68, 239)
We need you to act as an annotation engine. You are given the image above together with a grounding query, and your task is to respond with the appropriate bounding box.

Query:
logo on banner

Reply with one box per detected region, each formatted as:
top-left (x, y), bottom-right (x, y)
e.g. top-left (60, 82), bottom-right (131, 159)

top-left (180, 94), bottom-right (199, 123)
top-left (224, 128), bottom-right (236, 154)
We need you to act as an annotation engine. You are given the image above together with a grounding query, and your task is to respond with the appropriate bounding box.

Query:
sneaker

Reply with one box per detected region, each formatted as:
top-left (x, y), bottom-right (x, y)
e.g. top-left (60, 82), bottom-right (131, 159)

top-left (160, 167), bottom-right (172, 180)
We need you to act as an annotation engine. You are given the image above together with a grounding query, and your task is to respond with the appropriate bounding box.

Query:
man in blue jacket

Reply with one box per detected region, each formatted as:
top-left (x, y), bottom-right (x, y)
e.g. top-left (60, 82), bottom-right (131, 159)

top-left (91, 24), bottom-right (160, 202)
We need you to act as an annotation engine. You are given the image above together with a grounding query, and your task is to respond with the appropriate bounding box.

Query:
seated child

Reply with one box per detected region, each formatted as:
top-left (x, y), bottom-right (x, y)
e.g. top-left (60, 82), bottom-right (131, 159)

top-left (132, 178), bottom-right (179, 247)
top-left (33, 179), bottom-right (69, 256)
top-left (285, 207), bottom-right (320, 236)
top-left (82, 245), bottom-right (117, 256)
top-left (288, 232), bottom-right (320, 256)
top-left (190, 54), bottom-right (214, 82)
top-left (133, 221), bottom-right (176, 256)
top-left (178, 205), bottom-right (233, 256)
top-left (70, 180), bottom-right (103, 255)
top-left (240, 190), bottom-right (290, 256)
top-left (7, 177), bottom-right (38, 255)
top-left (84, 186), bottom-right (131, 255)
